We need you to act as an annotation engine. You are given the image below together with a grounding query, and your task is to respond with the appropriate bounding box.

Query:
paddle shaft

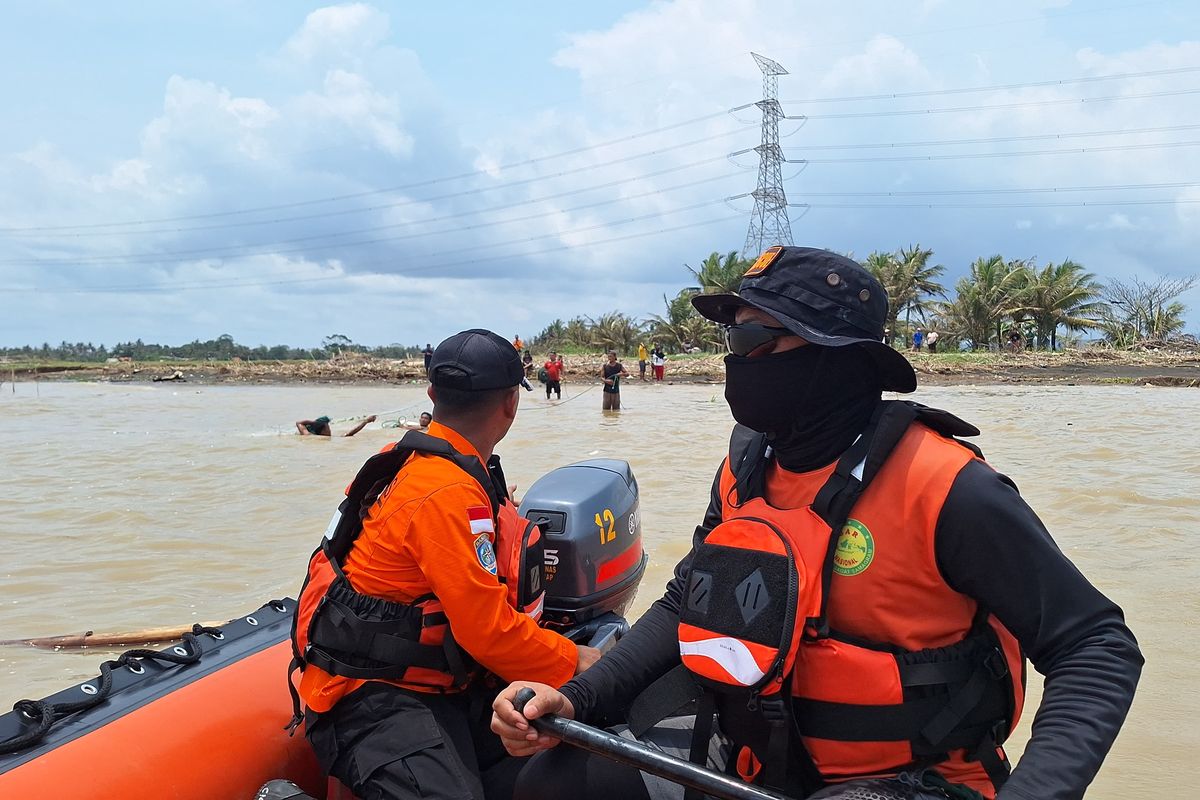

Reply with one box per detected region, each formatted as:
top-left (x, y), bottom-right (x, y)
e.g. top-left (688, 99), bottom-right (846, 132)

top-left (512, 688), bottom-right (794, 800)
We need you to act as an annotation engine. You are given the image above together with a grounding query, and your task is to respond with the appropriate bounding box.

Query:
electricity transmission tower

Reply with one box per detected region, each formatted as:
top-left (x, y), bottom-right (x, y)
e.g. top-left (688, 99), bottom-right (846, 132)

top-left (742, 53), bottom-right (793, 258)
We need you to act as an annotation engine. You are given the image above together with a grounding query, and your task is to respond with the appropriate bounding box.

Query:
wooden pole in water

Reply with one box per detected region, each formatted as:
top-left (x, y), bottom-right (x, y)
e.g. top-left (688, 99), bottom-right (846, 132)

top-left (0, 620), bottom-right (229, 650)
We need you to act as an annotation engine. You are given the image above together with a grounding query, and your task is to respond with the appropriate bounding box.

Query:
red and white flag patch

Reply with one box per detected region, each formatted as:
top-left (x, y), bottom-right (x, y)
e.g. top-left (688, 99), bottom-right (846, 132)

top-left (467, 505), bottom-right (494, 535)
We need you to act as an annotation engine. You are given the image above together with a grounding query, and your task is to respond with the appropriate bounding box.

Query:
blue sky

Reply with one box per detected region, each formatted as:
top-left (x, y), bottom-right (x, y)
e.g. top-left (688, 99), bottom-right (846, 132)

top-left (2, 0), bottom-right (1198, 348)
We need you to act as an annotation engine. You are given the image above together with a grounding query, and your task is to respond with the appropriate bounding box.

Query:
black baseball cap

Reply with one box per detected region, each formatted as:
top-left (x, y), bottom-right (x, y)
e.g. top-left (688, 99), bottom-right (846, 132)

top-left (692, 246), bottom-right (917, 393)
top-left (428, 329), bottom-right (525, 391)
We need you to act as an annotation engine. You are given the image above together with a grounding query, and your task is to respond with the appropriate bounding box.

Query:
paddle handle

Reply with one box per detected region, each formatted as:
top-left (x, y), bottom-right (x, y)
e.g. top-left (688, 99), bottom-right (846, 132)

top-left (512, 688), bottom-right (793, 800)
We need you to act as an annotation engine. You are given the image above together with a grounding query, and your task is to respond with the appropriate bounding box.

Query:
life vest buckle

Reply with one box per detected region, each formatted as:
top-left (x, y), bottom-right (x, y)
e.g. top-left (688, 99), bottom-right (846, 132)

top-left (757, 695), bottom-right (788, 723)
top-left (984, 647), bottom-right (1009, 680)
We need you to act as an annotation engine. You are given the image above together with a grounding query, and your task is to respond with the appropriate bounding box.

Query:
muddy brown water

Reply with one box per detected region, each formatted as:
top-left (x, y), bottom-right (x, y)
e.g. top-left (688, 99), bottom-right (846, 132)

top-left (1, 380), bottom-right (1194, 796)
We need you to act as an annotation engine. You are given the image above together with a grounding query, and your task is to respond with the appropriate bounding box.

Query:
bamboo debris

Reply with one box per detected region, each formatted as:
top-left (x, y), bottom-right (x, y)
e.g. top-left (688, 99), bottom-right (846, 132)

top-left (0, 620), bottom-right (229, 650)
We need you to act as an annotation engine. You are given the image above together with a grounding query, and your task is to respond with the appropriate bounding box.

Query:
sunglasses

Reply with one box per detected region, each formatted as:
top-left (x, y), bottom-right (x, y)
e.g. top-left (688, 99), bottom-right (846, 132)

top-left (723, 322), bottom-right (793, 356)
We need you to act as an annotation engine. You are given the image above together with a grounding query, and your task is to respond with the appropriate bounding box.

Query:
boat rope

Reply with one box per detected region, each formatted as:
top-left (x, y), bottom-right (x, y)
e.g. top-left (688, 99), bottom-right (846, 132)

top-left (0, 620), bottom-right (229, 755)
top-left (519, 383), bottom-right (597, 411)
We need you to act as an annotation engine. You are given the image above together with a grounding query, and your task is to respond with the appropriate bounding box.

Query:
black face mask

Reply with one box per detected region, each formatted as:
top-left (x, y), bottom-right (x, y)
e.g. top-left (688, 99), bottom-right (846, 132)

top-left (724, 344), bottom-right (882, 472)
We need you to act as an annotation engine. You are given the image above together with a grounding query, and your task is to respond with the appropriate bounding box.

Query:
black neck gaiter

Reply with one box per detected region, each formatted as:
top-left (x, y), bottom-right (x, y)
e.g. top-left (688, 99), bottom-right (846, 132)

top-left (724, 344), bottom-right (883, 472)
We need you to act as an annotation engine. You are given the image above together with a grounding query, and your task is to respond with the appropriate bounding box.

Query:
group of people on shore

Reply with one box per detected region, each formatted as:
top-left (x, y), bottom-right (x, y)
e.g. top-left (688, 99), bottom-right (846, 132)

top-left (911, 327), bottom-right (940, 352)
top-left (284, 246), bottom-right (1140, 800)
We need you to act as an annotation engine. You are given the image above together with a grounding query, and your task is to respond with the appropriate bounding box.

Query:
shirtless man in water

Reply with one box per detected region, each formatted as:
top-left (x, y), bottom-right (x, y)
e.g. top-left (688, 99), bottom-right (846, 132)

top-left (295, 415), bottom-right (376, 437)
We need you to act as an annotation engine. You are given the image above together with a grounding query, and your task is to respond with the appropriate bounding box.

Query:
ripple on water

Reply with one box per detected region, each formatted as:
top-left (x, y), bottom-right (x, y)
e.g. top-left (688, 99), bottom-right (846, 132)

top-left (0, 381), bottom-right (1195, 795)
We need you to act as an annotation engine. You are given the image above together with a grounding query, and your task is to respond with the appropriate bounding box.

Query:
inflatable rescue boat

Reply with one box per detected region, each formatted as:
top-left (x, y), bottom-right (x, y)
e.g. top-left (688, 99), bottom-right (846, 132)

top-left (0, 459), bottom-right (648, 799)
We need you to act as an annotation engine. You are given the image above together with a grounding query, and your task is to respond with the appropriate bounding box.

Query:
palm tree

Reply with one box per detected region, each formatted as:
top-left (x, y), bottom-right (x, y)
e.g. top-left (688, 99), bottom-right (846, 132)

top-left (687, 250), bottom-right (748, 295)
top-left (896, 245), bottom-right (947, 323)
top-left (588, 311), bottom-right (645, 355)
top-left (530, 319), bottom-right (567, 350)
top-left (1017, 260), bottom-right (1105, 350)
top-left (939, 255), bottom-right (1026, 349)
top-left (863, 246), bottom-right (946, 342)
top-left (563, 317), bottom-right (592, 349)
top-left (647, 289), bottom-right (721, 352)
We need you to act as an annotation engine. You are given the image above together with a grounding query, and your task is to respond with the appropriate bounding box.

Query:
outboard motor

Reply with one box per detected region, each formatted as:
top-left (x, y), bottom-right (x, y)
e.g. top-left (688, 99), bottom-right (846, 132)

top-left (519, 458), bottom-right (648, 639)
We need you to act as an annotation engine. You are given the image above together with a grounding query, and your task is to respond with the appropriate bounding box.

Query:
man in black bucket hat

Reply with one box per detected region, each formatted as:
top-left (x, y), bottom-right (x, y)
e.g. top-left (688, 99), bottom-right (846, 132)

top-left (690, 245), bottom-right (915, 393)
top-left (493, 247), bottom-right (1141, 800)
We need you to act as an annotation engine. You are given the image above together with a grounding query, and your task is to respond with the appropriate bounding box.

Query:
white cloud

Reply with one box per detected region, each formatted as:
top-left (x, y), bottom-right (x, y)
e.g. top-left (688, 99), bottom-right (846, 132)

top-left (1086, 213), bottom-right (1135, 231)
top-left (815, 35), bottom-right (931, 96)
top-left (141, 76), bottom-right (280, 163)
top-left (290, 69), bottom-right (413, 157)
top-left (4, 0), bottom-right (1200, 347)
top-left (283, 3), bottom-right (390, 65)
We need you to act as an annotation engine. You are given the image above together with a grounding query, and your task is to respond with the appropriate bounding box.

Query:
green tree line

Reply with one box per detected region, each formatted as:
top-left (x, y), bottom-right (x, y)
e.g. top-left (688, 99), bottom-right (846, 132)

top-left (0, 333), bottom-right (423, 363)
top-left (4, 250), bottom-right (1193, 362)
top-left (529, 247), bottom-right (1196, 355)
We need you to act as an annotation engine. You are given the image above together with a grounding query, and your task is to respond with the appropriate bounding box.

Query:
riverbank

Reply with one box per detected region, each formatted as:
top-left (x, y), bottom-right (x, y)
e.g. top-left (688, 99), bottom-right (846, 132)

top-left (3, 348), bottom-right (1198, 387)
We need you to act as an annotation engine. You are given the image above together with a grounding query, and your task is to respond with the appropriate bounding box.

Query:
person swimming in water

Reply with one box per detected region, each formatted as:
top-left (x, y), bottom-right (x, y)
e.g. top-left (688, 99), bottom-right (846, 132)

top-left (295, 415), bottom-right (376, 437)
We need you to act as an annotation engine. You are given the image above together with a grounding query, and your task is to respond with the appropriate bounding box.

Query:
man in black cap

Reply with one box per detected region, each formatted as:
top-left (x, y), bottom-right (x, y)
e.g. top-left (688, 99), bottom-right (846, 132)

top-left (492, 248), bottom-right (1141, 800)
top-left (298, 329), bottom-right (600, 800)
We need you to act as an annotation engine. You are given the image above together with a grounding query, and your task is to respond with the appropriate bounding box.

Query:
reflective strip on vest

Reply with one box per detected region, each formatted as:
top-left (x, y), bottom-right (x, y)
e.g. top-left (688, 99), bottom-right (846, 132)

top-left (679, 637), bottom-right (767, 686)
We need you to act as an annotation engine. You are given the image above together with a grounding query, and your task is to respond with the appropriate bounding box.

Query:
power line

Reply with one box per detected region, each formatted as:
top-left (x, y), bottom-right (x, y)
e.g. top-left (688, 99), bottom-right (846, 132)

top-left (797, 181), bottom-right (1200, 197)
top-left (785, 124), bottom-right (1200, 151)
top-left (4, 159), bottom-right (744, 266)
top-left (14, 172), bottom-right (1195, 268)
top-left (784, 66), bottom-right (1200, 104)
top-left (30, 120), bottom-right (1187, 252)
top-left (1, 138), bottom-right (747, 241)
top-left (8, 213), bottom-right (748, 295)
top-left (2, 172), bottom-right (746, 266)
top-left (9, 142), bottom-right (1197, 266)
top-left (20, 190), bottom-right (1198, 295)
top-left (792, 199), bottom-right (1200, 209)
top-left (9, 187), bottom-right (748, 268)
top-left (0, 113), bottom-right (753, 234)
top-left (790, 139), bottom-right (1200, 164)
top-left (786, 87), bottom-right (1200, 120)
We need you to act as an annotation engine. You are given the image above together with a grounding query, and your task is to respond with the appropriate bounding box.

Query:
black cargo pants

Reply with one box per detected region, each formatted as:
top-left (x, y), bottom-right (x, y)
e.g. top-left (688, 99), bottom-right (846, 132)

top-left (306, 682), bottom-right (525, 800)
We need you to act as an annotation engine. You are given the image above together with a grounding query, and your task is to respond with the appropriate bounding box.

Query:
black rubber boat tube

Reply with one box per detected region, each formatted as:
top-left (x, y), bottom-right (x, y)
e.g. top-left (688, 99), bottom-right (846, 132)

top-left (512, 688), bottom-right (795, 800)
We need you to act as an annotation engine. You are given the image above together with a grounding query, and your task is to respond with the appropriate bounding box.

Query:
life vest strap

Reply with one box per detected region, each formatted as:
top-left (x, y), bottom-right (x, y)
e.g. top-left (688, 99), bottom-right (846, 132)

top-left (325, 431), bottom-right (502, 563)
top-left (806, 402), bottom-right (917, 639)
top-left (682, 693), bottom-right (717, 800)
top-left (759, 695), bottom-right (790, 793)
top-left (441, 625), bottom-right (473, 687)
top-left (917, 648), bottom-right (1008, 748)
top-left (305, 593), bottom-right (454, 678)
top-left (305, 646), bottom-right (439, 682)
top-left (969, 725), bottom-right (1012, 789)
top-left (627, 664), bottom-right (704, 738)
top-left (285, 657), bottom-right (304, 734)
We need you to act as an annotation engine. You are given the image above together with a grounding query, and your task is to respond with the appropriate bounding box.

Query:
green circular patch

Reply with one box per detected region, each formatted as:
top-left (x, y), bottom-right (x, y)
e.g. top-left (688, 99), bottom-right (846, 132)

top-left (833, 519), bottom-right (875, 577)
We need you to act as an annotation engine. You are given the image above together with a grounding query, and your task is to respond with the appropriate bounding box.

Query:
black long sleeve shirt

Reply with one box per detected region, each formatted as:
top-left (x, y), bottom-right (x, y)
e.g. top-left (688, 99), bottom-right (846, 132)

top-left (560, 456), bottom-right (1143, 800)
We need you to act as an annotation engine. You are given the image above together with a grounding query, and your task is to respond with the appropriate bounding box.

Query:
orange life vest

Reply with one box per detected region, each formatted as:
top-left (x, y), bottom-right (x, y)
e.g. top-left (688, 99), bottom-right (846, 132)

top-left (677, 402), bottom-right (1025, 798)
top-left (287, 431), bottom-right (546, 725)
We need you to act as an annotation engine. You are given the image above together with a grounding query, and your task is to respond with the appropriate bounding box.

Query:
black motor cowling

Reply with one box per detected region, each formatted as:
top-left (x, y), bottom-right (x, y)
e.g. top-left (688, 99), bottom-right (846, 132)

top-left (519, 459), bottom-right (647, 630)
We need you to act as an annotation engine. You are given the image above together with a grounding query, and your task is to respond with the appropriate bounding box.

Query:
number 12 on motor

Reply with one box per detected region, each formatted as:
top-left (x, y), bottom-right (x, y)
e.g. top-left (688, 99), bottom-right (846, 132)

top-left (595, 508), bottom-right (616, 543)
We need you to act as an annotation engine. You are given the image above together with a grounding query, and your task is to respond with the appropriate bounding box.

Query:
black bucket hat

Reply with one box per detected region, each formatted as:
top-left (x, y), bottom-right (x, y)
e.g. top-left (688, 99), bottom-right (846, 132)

top-left (692, 246), bottom-right (916, 393)
top-left (428, 329), bottom-right (526, 391)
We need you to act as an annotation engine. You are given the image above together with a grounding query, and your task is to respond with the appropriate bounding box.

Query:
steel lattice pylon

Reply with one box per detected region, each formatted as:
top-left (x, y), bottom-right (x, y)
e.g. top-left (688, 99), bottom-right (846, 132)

top-left (742, 53), bottom-right (793, 258)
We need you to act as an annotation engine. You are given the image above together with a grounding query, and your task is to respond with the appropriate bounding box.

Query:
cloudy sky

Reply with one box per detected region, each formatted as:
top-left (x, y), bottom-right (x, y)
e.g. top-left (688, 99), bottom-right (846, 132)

top-left (2, 0), bottom-right (1198, 348)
